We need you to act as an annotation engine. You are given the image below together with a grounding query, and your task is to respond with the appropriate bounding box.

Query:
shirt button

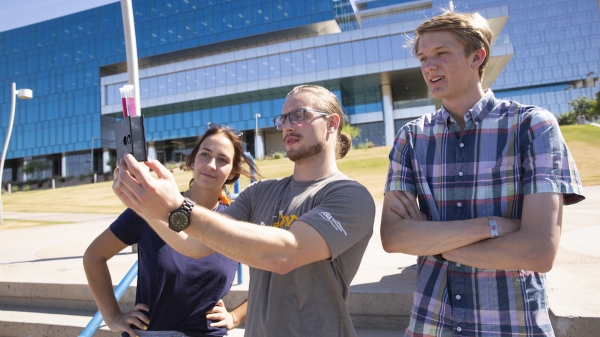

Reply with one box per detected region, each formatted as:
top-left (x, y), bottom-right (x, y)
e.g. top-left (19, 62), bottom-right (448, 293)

top-left (458, 171), bottom-right (464, 176)
top-left (457, 327), bottom-right (462, 332)
top-left (456, 294), bottom-right (461, 300)
top-left (459, 143), bottom-right (464, 148)
top-left (475, 121), bottom-right (479, 126)
top-left (457, 202), bottom-right (463, 207)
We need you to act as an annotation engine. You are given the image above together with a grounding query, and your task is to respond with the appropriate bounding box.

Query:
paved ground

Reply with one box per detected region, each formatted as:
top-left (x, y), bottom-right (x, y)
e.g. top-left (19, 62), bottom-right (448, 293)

top-left (0, 185), bottom-right (598, 336)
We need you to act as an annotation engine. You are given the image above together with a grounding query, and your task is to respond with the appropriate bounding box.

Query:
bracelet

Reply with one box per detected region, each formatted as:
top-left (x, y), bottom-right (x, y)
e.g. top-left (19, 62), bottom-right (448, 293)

top-left (487, 216), bottom-right (498, 239)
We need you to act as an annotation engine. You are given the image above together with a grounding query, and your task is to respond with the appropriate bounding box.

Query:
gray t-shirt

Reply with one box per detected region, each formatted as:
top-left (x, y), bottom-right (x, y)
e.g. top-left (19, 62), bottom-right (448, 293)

top-left (222, 171), bottom-right (375, 337)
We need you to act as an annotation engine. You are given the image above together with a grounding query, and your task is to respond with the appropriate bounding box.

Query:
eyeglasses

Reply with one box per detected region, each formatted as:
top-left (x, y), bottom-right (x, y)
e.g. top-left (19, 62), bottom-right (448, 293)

top-left (272, 108), bottom-right (330, 130)
top-left (207, 122), bottom-right (243, 137)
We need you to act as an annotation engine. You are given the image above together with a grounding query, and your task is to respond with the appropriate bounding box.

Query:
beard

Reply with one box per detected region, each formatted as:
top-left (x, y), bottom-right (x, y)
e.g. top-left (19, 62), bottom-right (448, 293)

top-left (286, 135), bottom-right (325, 162)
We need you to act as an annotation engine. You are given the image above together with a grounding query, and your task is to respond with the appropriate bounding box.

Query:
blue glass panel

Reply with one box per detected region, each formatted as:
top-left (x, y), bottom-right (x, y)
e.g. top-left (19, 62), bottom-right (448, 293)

top-left (291, 50), bottom-right (304, 74)
top-left (176, 71), bottom-right (186, 93)
top-left (257, 56), bottom-right (270, 80)
top-left (351, 40), bottom-right (366, 65)
top-left (157, 75), bottom-right (167, 96)
top-left (339, 42), bottom-right (353, 67)
top-left (185, 70), bottom-right (196, 91)
top-left (215, 63), bottom-right (227, 86)
top-left (205, 66), bottom-right (216, 88)
top-left (226, 62), bottom-right (237, 85)
top-left (246, 58), bottom-right (258, 82)
top-left (148, 76), bottom-right (158, 97)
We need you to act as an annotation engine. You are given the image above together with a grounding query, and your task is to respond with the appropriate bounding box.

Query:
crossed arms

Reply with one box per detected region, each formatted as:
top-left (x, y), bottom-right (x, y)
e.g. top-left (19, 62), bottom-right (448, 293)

top-left (380, 190), bottom-right (563, 272)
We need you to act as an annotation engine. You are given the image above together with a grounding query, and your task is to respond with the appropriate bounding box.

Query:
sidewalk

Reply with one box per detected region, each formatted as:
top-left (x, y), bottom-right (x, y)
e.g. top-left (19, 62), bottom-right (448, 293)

top-left (0, 186), bottom-right (599, 336)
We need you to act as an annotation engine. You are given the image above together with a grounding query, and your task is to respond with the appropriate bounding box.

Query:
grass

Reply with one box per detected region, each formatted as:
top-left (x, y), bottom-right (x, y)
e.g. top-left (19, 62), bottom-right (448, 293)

top-left (0, 219), bottom-right (74, 230)
top-left (1, 124), bottom-right (597, 221)
top-left (560, 125), bottom-right (600, 186)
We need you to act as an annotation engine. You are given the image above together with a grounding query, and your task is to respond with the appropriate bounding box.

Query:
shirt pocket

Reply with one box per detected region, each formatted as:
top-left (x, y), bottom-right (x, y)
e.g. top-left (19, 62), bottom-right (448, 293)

top-left (475, 165), bottom-right (519, 218)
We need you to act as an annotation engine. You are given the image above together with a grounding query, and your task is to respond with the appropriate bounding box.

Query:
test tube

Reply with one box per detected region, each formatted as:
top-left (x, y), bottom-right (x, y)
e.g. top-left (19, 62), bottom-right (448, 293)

top-left (119, 87), bottom-right (128, 118)
top-left (119, 84), bottom-right (137, 117)
top-left (125, 84), bottom-right (137, 117)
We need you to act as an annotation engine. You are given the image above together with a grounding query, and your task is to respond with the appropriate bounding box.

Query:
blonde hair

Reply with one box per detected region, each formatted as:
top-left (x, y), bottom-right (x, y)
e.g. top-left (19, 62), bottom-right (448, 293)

top-left (411, 10), bottom-right (493, 79)
top-left (286, 85), bottom-right (351, 159)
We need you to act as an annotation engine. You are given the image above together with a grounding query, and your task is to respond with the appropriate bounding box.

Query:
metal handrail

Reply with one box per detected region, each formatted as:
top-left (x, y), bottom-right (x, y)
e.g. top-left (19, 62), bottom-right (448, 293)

top-left (232, 151), bottom-right (255, 285)
top-left (79, 261), bottom-right (139, 337)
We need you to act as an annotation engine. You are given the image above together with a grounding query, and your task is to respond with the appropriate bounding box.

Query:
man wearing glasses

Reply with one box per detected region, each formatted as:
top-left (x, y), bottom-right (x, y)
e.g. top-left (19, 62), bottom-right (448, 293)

top-left (113, 84), bottom-right (376, 337)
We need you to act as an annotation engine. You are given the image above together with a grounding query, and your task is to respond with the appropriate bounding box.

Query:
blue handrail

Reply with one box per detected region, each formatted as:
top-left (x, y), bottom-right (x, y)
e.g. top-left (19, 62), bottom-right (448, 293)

top-left (79, 261), bottom-right (139, 337)
top-left (232, 152), bottom-right (254, 285)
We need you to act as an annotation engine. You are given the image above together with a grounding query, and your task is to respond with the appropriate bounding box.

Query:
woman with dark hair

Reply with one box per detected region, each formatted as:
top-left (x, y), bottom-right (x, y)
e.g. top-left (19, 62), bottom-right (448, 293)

top-left (83, 123), bottom-right (258, 337)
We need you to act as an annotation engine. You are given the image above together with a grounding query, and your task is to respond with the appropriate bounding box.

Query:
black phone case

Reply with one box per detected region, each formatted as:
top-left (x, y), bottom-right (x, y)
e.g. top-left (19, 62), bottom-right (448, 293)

top-left (115, 116), bottom-right (148, 161)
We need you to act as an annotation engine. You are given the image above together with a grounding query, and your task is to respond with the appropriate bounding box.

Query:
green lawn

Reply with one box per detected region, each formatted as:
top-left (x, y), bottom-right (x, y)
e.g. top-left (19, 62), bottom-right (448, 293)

top-left (560, 124), bottom-right (600, 186)
top-left (2, 124), bottom-right (597, 218)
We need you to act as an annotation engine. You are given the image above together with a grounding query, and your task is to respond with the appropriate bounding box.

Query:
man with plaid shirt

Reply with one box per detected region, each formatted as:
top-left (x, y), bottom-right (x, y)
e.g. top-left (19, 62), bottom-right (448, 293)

top-left (381, 9), bottom-right (585, 337)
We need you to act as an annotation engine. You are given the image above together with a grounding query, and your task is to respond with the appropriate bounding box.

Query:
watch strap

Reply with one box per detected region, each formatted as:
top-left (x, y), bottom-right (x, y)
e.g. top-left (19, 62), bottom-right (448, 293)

top-left (179, 197), bottom-right (195, 215)
top-left (487, 216), bottom-right (498, 238)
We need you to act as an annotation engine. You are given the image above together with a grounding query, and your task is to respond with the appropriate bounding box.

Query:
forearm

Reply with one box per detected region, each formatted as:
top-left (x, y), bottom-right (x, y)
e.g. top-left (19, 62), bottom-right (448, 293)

top-left (83, 255), bottom-right (122, 323)
top-left (444, 222), bottom-right (561, 272)
top-left (184, 207), bottom-right (303, 274)
top-left (381, 215), bottom-right (493, 256)
top-left (230, 300), bottom-right (247, 328)
top-left (445, 193), bottom-right (563, 272)
top-left (143, 216), bottom-right (214, 259)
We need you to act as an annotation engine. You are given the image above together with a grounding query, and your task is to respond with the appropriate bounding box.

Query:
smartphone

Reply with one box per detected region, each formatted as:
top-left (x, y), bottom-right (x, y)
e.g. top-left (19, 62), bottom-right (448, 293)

top-left (115, 115), bottom-right (148, 161)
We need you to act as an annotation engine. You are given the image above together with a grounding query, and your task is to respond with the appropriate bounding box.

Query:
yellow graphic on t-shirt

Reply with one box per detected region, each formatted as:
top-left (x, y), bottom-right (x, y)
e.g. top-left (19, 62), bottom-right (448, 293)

top-left (273, 212), bottom-right (298, 229)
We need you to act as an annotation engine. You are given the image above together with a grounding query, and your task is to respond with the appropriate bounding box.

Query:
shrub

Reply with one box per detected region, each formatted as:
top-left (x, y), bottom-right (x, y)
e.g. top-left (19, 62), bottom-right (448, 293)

top-left (23, 185), bottom-right (31, 192)
top-left (12, 185), bottom-right (20, 192)
top-left (79, 174), bottom-right (86, 181)
top-left (272, 152), bottom-right (284, 160)
top-left (557, 111), bottom-right (577, 125)
top-left (166, 162), bottom-right (178, 170)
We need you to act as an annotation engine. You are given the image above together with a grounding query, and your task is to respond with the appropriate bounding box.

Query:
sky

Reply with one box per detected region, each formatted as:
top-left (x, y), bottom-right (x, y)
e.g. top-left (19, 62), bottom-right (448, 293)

top-left (0, 0), bottom-right (358, 33)
top-left (0, 0), bottom-right (118, 33)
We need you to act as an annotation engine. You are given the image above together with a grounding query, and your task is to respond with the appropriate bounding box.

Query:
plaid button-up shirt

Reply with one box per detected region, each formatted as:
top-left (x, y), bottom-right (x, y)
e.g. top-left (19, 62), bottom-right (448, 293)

top-left (385, 90), bottom-right (584, 337)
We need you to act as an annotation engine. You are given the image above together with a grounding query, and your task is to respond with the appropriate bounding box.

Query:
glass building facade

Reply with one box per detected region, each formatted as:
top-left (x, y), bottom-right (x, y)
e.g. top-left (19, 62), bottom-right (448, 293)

top-left (1, 0), bottom-right (598, 181)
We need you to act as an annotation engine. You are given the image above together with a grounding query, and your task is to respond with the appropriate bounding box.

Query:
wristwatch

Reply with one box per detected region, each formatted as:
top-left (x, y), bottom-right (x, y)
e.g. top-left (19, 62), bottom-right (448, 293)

top-left (168, 197), bottom-right (195, 232)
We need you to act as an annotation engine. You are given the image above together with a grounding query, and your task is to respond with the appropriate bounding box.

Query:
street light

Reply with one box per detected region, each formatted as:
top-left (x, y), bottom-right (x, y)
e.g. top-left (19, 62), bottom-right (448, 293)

top-left (90, 136), bottom-right (97, 173)
top-left (254, 113), bottom-right (261, 159)
top-left (0, 83), bottom-right (33, 225)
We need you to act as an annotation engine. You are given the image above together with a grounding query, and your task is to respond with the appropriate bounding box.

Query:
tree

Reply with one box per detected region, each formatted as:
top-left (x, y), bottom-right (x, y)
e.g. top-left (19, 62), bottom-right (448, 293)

top-left (558, 94), bottom-right (599, 125)
top-left (23, 161), bottom-right (52, 180)
top-left (342, 123), bottom-right (361, 140)
top-left (342, 123), bottom-right (361, 150)
top-left (569, 96), bottom-right (594, 117)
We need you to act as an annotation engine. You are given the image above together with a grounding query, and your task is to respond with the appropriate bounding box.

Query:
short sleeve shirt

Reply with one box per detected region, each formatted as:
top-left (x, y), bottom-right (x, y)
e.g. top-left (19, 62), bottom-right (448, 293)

top-left (222, 172), bottom-right (375, 337)
top-left (385, 90), bottom-right (584, 336)
top-left (110, 205), bottom-right (237, 337)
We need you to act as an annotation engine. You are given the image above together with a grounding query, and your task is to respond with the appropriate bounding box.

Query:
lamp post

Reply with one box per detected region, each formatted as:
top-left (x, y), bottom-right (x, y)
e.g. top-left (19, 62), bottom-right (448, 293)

top-left (90, 136), bottom-right (97, 173)
top-left (0, 83), bottom-right (33, 225)
top-left (254, 113), bottom-right (261, 159)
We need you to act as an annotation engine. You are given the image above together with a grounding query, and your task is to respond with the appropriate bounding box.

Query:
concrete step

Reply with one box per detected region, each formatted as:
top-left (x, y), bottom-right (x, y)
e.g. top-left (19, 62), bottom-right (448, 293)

top-left (0, 280), bottom-right (409, 336)
top-left (0, 306), bottom-right (112, 337)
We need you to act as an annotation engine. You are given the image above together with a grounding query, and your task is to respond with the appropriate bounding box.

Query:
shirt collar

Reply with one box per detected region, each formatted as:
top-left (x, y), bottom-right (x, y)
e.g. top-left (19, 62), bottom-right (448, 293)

top-left (441, 89), bottom-right (495, 126)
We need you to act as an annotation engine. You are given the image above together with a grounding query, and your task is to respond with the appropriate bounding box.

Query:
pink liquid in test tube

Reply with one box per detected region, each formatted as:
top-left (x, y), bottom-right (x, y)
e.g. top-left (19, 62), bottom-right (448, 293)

top-left (127, 97), bottom-right (137, 116)
top-left (121, 97), bottom-right (128, 118)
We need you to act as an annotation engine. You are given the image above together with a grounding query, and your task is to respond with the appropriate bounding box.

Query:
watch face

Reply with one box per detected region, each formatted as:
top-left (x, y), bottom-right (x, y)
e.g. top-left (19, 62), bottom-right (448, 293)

top-left (169, 211), bottom-right (189, 232)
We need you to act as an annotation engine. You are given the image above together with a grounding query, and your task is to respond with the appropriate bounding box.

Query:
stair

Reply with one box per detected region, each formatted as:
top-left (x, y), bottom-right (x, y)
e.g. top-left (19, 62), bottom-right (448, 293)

top-left (0, 280), bottom-right (409, 336)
